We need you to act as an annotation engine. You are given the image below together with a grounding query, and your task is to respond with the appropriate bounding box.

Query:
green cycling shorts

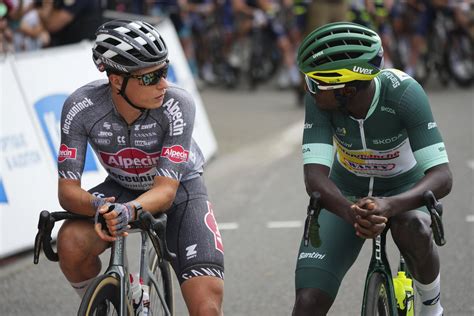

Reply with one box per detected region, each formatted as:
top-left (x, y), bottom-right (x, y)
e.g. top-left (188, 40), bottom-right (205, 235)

top-left (294, 184), bottom-right (429, 299)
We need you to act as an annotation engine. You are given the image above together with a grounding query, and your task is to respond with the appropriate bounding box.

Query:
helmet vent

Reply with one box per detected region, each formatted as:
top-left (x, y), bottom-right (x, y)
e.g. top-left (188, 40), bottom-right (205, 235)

top-left (103, 37), bottom-right (121, 46)
top-left (315, 72), bottom-right (341, 77)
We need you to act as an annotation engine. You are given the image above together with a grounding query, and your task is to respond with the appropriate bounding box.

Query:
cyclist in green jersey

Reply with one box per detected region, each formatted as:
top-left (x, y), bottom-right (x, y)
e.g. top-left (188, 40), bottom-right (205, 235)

top-left (292, 22), bottom-right (452, 316)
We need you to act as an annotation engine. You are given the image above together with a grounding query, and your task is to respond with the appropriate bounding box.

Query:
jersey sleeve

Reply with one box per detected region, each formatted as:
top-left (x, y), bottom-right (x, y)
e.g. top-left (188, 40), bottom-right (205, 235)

top-left (302, 95), bottom-right (334, 167)
top-left (155, 90), bottom-right (195, 181)
top-left (57, 95), bottom-right (89, 180)
top-left (398, 81), bottom-right (449, 172)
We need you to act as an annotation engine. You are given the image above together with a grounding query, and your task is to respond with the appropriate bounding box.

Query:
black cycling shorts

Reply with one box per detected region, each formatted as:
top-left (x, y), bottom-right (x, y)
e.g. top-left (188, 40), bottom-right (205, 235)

top-left (89, 176), bottom-right (224, 284)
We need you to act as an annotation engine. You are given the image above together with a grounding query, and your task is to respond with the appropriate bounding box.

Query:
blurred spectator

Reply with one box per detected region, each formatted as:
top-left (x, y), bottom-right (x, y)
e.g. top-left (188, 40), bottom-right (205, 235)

top-left (16, 0), bottom-right (49, 50)
top-left (37, 0), bottom-right (102, 47)
top-left (0, 0), bottom-right (14, 53)
top-left (304, 0), bottom-right (348, 34)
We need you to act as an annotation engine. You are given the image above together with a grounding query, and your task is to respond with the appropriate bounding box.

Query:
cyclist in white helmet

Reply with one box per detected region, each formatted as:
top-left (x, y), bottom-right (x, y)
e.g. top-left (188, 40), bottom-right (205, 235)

top-left (56, 19), bottom-right (224, 315)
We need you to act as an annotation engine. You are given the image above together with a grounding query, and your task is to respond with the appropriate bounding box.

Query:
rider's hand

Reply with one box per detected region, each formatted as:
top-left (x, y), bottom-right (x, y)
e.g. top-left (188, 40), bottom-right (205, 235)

top-left (351, 198), bottom-right (388, 239)
top-left (95, 203), bottom-right (134, 241)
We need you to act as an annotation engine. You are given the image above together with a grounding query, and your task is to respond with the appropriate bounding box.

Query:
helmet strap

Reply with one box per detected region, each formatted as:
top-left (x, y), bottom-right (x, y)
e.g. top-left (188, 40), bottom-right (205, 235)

top-left (118, 77), bottom-right (147, 112)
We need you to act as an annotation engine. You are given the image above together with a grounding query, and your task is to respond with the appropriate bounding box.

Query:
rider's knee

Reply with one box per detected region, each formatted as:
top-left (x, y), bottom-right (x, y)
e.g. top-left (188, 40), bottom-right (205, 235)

top-left (57, 220), bottom-right (97, 259)
top-left (391, 213), bottom-right (432, 249)
top-left (193, 300), bottom-right (222, 316)
top-left (293, 288), bottom-right (332, 315)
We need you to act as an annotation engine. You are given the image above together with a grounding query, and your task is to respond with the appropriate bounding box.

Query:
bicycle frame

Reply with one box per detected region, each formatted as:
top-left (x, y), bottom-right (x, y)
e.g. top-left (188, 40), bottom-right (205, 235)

top-left (361, 231), bottom-right (398, 315)
top-left (33, 210), bottom-right (175, 316)
top-left (104, 230), bottom-right (171, 316)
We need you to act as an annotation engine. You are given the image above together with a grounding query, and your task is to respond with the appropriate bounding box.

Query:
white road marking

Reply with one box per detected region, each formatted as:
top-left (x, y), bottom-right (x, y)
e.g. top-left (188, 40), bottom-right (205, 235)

top-left (219, 222), bottom-right (239, 230)
top-left (468, 160), bottom-right (474, 170)
top-left (466, 215), bottom-right (474, 222)
top-left (267, 221), bottom-right (303, 228)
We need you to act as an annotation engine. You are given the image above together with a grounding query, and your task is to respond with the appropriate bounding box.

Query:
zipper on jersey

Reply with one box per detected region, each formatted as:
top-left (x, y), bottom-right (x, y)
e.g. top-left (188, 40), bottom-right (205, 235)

top-left (356, 119), bottom-right (374, 197)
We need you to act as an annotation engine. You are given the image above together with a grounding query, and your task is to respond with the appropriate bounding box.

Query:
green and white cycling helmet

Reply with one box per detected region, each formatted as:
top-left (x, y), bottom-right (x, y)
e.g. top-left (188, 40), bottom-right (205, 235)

top-left (297, 22), bottom-right (384, 85)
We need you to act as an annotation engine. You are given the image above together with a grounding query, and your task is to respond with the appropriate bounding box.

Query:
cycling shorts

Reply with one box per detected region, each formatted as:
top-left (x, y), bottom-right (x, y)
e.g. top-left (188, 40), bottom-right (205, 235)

top-left (294, 183), bottom-right (428, 299)
top-left (89, 176), bottom-right (225, 284)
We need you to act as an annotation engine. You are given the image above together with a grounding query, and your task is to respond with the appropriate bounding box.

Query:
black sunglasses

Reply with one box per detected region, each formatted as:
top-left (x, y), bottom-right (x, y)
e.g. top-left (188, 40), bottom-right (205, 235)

top-left (127, 63), bottom-right (169, 86)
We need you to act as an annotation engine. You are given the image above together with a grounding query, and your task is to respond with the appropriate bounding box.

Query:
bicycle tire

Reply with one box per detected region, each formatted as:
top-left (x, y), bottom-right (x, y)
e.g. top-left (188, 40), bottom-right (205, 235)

top-left (78, 274), bottom-right (130, 316)
top-left (148, 250), bottom-right (174, 316)
top-left (364, 272), bottom-right (391, 316)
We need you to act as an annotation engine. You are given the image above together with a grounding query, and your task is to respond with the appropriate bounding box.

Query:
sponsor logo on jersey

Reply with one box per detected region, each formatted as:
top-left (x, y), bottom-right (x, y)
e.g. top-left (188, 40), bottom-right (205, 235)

top-left (381, 71), bottom-right (401, 88)
top-left (135, 132), bottom-right (157, 137)
top-left (343, 158), bottom-right (396, 171)
top-left (62, 97), bottom-right (94, 135)
top-left (98, 131), bottom-right (113, 137)
top-left (134, 139), bottom-right (158, 146)
top-left (428, 122), bottom-right (437, 130)
top-left (205, 201), bottom-right (224, 254)
top-left (161, 145), bottom-right (189, 163)
top-left (353, 66), bottom-right (374, 75)
top-left (99, 148), bottom-right (160, 174)
top-left (103, 122), bottom-right (111, 130)
top-left (302, 147), bottom-right (311, 154)
top-left (298, 252), bottom-right (326, 260)
top-left (58, 144), bottom-right (77, 162)
top-left (140, 122), bottom-right (157, 130)
top-left (94, 138), bottom-right (111, 145)
top-left (34, 94), bottom-right (98, 172)
top-left (304, 122), bottom-right (313, 129)
top-left (336, 127), bottom-right (347, 136)
top-left (162, 98), bottom-right (187, 136)
top-left (373, 133), bottom-right (403, 145)
top-left (117, 136), bottom-right (126, 145)
top-left (381, 106), bottom-right (396, 115)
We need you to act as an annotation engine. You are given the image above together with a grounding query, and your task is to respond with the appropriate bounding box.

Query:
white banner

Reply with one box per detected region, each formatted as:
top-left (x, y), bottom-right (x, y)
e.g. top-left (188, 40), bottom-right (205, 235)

top-left (0, 18), bottom-right (217, 258)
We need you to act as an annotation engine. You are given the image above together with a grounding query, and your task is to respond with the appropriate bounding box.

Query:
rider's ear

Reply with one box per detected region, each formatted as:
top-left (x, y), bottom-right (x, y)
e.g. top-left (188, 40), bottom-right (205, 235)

top-left (109, 73), bottom-right (123, 90)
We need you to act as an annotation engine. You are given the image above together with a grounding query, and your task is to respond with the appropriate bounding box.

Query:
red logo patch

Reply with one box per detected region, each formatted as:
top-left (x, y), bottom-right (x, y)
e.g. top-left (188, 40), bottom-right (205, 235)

top-left (161, 145), bottom-right (189, 163)
top-left (99, 148), bottom-right (160, 174)
top-left (205, 202), bottom-right (224, 254)
top-left (58, 144), bottom-right (77, 162)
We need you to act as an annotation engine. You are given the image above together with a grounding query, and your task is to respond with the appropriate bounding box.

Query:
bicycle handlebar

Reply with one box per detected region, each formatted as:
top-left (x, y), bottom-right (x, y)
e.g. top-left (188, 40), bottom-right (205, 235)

top-left (34, 211), bottom-right (91, 263)
top-left (138, 211), bottom-right (176, 261)
top-left (33, 210), bottom-right (176, 264)
top-left (302, 190), bottom-right (446, 247)
top-left (422, 190), bottom-right (446, 246)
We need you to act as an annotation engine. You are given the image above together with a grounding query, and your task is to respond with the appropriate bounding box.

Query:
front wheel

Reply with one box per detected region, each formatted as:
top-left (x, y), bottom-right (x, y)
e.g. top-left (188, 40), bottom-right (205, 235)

top-left (78, 274), bottom-right (131, 316)
top-left (363, 272), bottom-right (391, 316)
top-left (148, 249), bottom-right (175, 316)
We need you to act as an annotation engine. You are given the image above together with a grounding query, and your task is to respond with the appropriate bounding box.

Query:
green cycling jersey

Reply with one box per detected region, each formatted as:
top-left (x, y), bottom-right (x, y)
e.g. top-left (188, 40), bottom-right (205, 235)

top-left (302, 69), bottom-right (449, 197)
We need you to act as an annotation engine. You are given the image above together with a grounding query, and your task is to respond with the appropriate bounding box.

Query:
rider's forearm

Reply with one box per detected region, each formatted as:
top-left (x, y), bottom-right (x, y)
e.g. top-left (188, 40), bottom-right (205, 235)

top-left (386, 163), bottom-right (453, 216)
top-left (58, 179), bottom-right (96, 216)
top-left (304, 164), bottom-right (355, 224)
top-left (132, 177), bottom-right (179, 215)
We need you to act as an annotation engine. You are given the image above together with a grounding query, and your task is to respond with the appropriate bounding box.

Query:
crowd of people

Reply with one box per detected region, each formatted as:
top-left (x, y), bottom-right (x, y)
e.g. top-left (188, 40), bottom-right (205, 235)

top-left (0, 0), bottom-right (101, 53)
top-left (1, 0), bottom-right (473, 88)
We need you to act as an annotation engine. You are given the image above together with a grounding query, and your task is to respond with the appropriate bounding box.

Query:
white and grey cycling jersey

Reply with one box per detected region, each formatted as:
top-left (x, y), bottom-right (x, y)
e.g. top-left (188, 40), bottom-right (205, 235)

top-left (57, 80), bottom-right (205, 190)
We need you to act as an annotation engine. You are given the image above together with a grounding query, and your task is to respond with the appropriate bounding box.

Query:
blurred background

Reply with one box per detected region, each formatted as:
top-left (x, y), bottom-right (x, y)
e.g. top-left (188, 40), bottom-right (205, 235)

top-left (1, 0), bottom-right (473, 315)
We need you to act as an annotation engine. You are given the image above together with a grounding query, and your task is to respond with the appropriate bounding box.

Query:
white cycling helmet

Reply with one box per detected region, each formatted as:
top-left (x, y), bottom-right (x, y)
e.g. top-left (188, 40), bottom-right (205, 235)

top-left (92, 19), bottom-right (168, 74)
